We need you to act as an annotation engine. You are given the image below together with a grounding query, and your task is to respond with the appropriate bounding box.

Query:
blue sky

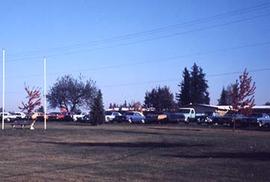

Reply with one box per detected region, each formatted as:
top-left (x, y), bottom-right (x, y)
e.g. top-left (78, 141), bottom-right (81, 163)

top-left (0, 0), bottom-right (270, 111)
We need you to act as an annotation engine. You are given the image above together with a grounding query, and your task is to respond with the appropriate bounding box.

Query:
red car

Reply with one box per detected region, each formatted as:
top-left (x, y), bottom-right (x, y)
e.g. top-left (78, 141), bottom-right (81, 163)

top-left (48, 112), bottom-right (65, 121)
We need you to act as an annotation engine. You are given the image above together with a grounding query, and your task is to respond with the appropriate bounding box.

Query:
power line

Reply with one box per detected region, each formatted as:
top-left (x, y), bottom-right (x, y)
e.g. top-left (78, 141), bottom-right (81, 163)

top-left (4, 40), bottom-right (270, 79)
top-left (101, 68), bottom-right (270, 88)
top-left (7, 3), bottom-right (270, 61)
top-left (4, 67), bottom-right (270, 92)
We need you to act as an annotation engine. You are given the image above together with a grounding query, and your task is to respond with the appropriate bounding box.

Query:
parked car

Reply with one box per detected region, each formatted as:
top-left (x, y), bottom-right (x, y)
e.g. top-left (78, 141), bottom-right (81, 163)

top-left (13, 112), bottom-right (27, 119)
top-left (254, 113), bottom-right (270, 127)
top-left (197, 112), bottom-right (217, 125)
top-left (34, 112), bottom-right (48, 121)
top-left (72, 113), bottom-right (85, 122)
top-left (145, 111), bottom-right (167, 124)
top-left (0, 112), bottom-right (17, 122)
top-left (206, 112), bottom-right (233, 126)
top-left (232, 114), bottom-right (258, 127)
top-left (125, 111), bottom-right (145, 124)
top-left (114, 111), bottom-right (145, 124)
top-left (48, 112), bottom-right (65, 121)
top-left (113, 111), bottom-right (129, 123)
top-left (105, 111), bottom-right (122, 122)
top-left (166, 112), bottom-right (186, 123)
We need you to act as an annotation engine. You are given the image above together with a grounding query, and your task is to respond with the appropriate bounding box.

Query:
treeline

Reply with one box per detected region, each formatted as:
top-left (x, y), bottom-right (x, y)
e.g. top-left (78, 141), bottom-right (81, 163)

top-left (18, 63), bottom-right (260, 122)
top-left (144, 63), bottom-right (257, 114)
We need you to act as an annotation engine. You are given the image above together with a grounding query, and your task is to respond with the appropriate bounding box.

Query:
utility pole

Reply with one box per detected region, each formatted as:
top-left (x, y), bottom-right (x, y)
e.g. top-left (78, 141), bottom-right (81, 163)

top-left (43, 57), bottom-right (47, 130)
top-left (2, 49), bottom-right (5, 130)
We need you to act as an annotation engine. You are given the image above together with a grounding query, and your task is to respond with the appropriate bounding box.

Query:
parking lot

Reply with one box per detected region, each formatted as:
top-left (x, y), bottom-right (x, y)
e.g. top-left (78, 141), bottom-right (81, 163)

top-left (0, 122), bottom-right (270, 181)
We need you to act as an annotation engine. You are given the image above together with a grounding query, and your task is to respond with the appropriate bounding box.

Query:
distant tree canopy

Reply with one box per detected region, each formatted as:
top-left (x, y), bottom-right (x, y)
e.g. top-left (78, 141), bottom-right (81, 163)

top-left (144, 86), bottom-right (175, 111)
top-left (217, 84), bottom-right (236, 105)
top-left (19, 85), bottom-right (41, 115)
top-left (265, 102), bottom-right (270, 106)
top-left (177, 63), bottom-right (210, 106)
top-left (47, 75), bottom-right (97, 113)
top-left (36, 106), bottom-right (44, 113)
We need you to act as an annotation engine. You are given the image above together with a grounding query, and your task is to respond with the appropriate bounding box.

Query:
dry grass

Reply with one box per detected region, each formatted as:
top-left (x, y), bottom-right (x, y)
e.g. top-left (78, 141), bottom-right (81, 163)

top-left (0, 122), bottom-right (270, 181)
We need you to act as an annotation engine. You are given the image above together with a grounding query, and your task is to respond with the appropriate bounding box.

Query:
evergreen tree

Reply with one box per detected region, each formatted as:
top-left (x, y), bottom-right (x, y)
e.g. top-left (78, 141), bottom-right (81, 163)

top-left (218, 84), bottom-right (238, 106)
top-left (190, 64), bottom-right (210, 104)
top-left (190, 63), bottom-right (200, 104)
top-left (90, 90), bottom-right (105, 125)
top-left (177, 63), bottom-right (209, 106)
top-left (176, 67), bottom-right (191, 106)
top-left (218, 87), bottom-right (228, 105)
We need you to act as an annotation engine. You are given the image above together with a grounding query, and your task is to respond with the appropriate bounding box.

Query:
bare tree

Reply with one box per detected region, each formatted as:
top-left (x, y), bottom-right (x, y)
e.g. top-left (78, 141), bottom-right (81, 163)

top-left (231, 69), bottom-right (256, 131)
top-left (232, 69), bottom-right (256, 114)
top-left (19, 85), bottom-right (41, 115)
top-left (47, 75), bottom-right (97, 113)
top-left (19, 85), bottom-right (42, 130)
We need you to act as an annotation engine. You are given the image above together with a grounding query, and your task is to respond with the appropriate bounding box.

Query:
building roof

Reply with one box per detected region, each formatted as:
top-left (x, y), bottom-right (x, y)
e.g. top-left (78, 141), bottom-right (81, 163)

top-left (252, 105), bottom-right (270, 109)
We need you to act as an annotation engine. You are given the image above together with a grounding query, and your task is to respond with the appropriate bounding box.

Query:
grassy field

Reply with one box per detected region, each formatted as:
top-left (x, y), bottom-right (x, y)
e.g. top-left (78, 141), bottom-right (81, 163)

top-left (0, 122), bottom-right (270, 182)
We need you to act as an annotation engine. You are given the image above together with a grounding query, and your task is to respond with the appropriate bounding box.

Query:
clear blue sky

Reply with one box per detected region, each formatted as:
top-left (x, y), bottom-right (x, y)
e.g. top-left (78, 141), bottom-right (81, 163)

top-left (0, 0), bottom-right (270, 111)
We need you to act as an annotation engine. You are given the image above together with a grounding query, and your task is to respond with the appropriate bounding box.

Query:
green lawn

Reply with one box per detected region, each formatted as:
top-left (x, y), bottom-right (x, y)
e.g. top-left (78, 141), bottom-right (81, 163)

top-left (0, 122), bottom-right (270, 181)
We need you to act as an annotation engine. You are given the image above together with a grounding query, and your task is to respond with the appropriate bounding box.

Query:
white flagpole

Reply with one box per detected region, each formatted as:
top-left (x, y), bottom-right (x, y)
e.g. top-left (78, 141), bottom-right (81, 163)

top-left (43, 57), bottom-right (47, 130)
top-left (2, 49), bottom-right (5, 130)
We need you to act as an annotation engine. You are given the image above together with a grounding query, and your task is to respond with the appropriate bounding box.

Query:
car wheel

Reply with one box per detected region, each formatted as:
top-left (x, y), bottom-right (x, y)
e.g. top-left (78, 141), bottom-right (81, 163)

top-left (141, 119), bottom-right (145, 124)
top-left (258, 122), bottom-right (263, 127)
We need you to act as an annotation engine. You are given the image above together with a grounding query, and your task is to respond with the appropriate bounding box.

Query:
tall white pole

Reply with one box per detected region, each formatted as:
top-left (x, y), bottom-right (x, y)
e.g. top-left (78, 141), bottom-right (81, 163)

top-left (43, 57), bottom-right (47, 130)
top-left (2, 50), bottom-right (5, 130)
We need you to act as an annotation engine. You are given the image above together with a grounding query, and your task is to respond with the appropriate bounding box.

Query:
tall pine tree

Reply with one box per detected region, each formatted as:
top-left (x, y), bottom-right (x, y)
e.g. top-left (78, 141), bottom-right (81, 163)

top-left (177, 63), bottom-right (210, 106)
top-left (176, 68), bottom-right (191, 106)
top-left (218, 87), bottom-right (228, 105)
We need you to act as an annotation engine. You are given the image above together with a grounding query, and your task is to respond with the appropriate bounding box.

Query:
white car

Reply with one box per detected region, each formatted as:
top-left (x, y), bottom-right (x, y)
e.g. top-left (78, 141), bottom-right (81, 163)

top-left (105, 111), bottom-right (121, 122)
top-left (257, 113), bottom-right (270, 127)
top-left (72, 113), bottom-right (85, 121)
top-left (14, 112), bottom-right (26, 119)
top-left (0, 112), bottom-right (17, 122)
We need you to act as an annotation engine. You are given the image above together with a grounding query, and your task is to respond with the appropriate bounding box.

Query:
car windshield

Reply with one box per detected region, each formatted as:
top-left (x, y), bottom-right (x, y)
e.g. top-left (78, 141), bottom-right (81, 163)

top-left (178, 109), bottom-right (190, 113)
top-left (105, 111), bottom-right (112, 115)
top-left (50, 112), bottom-right (59, 114)
top-left (125, 112), bottom-right (134, 116)
top-left (113, 112), bottom-right (121, 116)
top-left (250, 113), bottom-right (263, 117)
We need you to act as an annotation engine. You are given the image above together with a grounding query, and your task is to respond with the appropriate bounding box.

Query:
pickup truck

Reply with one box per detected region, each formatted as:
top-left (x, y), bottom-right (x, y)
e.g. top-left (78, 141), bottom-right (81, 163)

top-left (178, 108), bottom-right (196, 122)
top-left (167, 108), bottom-right (196, 123)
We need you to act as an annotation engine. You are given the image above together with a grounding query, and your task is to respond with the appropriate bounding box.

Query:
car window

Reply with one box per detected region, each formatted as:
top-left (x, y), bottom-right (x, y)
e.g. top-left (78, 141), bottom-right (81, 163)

top-left (113, 112), bottom-right (121, 116)
top-left (178, 109), bottom-right (190, 113)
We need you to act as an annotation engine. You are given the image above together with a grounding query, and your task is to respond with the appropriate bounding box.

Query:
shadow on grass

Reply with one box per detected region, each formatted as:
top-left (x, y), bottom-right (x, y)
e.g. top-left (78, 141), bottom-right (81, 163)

top-left (162, 152), bottom-right (270, 161)
top-left (6, 141), bottom-right (210, 179)
top-left (149, 127), bottom-right (202, 132)
top-left (97, 129), bottom-right (177, 136)
top-left (39, 141), bottom-right (211, 148)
